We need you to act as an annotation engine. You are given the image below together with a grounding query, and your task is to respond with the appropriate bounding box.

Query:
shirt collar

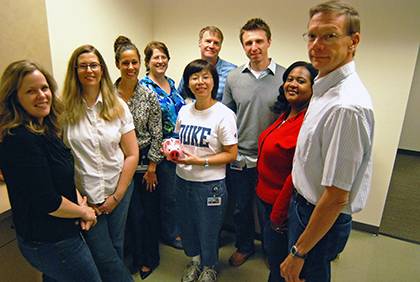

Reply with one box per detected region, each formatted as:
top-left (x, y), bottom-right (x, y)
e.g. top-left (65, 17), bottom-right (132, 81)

top-left (144, 75), bottom-right (176, 92)
top-left (215, 57), bottom-right (224, 69)
top-left (242, 58), bottom-right (276, 74)
top-left (83, 92), bottom-right (103, 108)
top-left (313, 61), bottom-right (356, 97)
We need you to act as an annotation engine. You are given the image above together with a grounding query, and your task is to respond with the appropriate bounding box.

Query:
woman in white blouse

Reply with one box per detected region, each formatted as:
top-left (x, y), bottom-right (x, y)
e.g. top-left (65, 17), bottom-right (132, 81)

top-left (61, 44), bottom-right (138, 282)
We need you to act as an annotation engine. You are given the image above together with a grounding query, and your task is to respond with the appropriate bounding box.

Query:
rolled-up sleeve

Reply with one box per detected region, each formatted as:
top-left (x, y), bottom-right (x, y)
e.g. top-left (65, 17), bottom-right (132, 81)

top-left (321, 107), bottom-right (373, 191)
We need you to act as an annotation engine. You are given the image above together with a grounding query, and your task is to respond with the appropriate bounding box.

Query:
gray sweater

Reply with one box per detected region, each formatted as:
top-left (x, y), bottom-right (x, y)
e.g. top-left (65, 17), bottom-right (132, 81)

top-left (223, 63), bottom-right (285, 158)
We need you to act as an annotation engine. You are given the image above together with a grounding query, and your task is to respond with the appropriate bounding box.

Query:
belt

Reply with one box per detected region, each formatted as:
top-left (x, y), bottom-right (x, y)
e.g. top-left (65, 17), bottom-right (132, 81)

top-left (294, 190), bottom-right (315, 207)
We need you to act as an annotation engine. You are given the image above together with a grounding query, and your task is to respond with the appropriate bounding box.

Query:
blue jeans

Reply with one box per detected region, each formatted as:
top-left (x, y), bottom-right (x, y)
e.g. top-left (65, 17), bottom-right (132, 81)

top-left (157, 159), bottom-right (180, 243)
top-left (257, 199), bottom-right (287, 282)
top-left (226, 167), bottom-right (257, 254)
top-left (17, 233), bottom-right (101, 282)
top-left (176, 176), bottom-right (227, 267)
top-left (288, 192), bottom-right (352, 282)
top-left (84, 183), bottom-right (134, 282)
top-left (125, 172), bottom-right (160, 270)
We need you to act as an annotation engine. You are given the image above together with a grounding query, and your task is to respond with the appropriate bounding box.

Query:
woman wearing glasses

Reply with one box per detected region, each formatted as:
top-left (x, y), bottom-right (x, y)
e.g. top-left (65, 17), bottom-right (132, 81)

top-left (114, 36), bottom-right (163, 279)
top-left (140, 41), bottom-right (185, 251)
top-left (62, 45), bottom-right (138, 282)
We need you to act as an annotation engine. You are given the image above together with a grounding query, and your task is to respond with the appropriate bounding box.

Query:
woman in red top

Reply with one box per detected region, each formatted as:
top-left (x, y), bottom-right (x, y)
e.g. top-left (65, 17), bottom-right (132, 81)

top-left (256, 61), bottom-right (317, 282)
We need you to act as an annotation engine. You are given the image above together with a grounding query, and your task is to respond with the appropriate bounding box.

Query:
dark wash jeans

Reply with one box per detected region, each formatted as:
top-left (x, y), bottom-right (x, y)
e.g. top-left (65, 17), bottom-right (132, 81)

top-left (84, 183), bottom-right (134, 282)
top-left (226, 166), bottom-right (257, 254)
top-left (256, 198), bottom-right (288, 282)
top-left (288, 192), bottom-right (352, 282)
top-left (176, 176), bottom-right (227, 267)
top-left (157, 159), bottom-right (180, 243)
top-left (125, 172), bottom-right (160, 270)
top-left (17, 233), bottom-right (101, 282)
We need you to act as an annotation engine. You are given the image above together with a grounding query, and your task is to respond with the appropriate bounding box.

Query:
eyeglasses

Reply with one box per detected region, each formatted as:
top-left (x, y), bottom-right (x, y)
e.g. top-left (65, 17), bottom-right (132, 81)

top-left (302, 32), bottom-right (349, 44)
top-left (77, 63), bottom-right (101, 71)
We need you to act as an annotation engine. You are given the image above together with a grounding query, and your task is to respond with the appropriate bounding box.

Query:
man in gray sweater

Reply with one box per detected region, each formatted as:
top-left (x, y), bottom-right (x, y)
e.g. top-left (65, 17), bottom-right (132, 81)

top-left (223, 18), bottom-right (285, 267)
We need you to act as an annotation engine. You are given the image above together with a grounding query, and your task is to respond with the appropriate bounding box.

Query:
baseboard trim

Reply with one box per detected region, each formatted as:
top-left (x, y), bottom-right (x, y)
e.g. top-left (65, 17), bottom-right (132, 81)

top-left (352, 221), bottom-right (379, 234)
top-left (0, 210), bottom-right (12, 222)
top-left (397, 148), bottom-right (420, 156)
top-left (378, 231), bottom-right (420, 245)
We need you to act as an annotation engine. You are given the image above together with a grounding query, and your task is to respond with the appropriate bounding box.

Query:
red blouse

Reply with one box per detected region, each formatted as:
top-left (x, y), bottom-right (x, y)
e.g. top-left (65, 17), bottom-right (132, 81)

top-left (256, 110), bottom-right (306, 225)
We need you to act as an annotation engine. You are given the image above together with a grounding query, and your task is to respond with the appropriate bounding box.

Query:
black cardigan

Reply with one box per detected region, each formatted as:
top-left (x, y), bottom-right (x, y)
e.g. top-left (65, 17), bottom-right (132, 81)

top-left (0, 126), bottom-right (79, 242)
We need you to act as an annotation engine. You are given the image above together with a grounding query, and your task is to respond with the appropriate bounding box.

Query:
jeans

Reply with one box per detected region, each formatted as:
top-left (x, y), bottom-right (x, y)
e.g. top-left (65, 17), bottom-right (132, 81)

top-left (288, 192), bottom-right (352, 282)
top-left (257, 199), bottom-right (288, 282)
top-left (84, 182), bottom-right (134, 282)
top-left (125, 172), bottom-right (160, 270)
top-left (226, 167), bottom-right (257, 254)
top-left (157, 159), bottom-right (180, 243)
top-left (176, 176), bottom-right (227, 267)
top-left (17, 233), bottom-right (101, 282)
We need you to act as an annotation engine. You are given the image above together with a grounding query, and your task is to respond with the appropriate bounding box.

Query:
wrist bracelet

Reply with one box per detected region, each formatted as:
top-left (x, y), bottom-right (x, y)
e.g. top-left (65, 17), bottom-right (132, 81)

top-left (204, 158), bottom-right (209, 168)
top-left (112, 194), bottom-right (120, 203)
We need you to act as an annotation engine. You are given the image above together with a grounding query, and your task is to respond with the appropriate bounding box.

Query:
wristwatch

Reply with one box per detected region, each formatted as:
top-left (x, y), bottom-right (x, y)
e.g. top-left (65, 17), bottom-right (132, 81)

top-left (290, 245), bottom-right (306, 259)
top-left (204, 158), bottom-right (209, 168)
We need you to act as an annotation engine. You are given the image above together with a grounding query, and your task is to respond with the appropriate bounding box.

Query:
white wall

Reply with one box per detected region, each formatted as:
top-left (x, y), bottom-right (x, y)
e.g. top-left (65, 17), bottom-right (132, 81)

top-left (45, 0), bottom-right (153, 90)
top-left (152, 0), bottom-right (420, 227)
top-left (399, 48), bottom-right (420, 151)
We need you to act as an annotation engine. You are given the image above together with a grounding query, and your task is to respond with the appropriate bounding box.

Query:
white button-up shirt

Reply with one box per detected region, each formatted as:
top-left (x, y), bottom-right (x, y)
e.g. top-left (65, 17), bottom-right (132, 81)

top-left (292, 61), bottom-right (374, 214)
top-left (64, 94), bottom-right (134, 204)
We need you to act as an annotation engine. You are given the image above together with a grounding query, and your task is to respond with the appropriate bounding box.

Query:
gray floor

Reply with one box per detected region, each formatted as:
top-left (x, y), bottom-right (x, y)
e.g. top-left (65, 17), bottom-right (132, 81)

top-left (134, 230), bottom-right (420, 282)
top-left (380, 152), bottom-right (420, 243)
top-left (1, 228), bottom-right (419, 281)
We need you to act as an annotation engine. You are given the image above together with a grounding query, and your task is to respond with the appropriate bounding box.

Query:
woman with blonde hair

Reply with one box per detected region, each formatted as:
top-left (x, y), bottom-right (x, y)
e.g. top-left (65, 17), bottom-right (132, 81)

top-left (0, 60), bottom-right (100, 281)
top-left (62, 44), bottom-right (138, 282)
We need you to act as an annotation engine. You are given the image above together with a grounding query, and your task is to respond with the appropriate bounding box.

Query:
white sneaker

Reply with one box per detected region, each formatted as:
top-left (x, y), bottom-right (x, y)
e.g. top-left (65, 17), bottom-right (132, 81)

top-left (197, 268), bottom-right (217, 282)
top-left (182, 261), bottom-right (201, 282)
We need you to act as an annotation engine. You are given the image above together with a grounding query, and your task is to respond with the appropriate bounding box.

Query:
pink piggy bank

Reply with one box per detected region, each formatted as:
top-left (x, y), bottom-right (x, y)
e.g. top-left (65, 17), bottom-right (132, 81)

top-left (162, 138), bottom-right (184, 161)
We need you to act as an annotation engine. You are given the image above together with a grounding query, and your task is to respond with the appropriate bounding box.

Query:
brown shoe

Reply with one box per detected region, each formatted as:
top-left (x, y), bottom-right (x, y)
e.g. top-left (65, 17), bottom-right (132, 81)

top-left (228, 250), bottom-right (255, 267)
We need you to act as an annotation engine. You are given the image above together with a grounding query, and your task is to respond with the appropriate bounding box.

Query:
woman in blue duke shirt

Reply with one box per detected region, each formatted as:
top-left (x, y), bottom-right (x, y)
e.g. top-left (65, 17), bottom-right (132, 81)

top-left (140, 41), bottom-right (185, 249)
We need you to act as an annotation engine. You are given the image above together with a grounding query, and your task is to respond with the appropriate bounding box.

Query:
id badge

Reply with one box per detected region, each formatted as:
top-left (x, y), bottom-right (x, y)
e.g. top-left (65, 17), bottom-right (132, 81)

top-left (207, 196), bottom-right (222, 206)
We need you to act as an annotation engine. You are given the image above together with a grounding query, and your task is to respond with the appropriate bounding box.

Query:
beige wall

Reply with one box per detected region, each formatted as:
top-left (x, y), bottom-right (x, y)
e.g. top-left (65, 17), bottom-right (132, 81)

top-left (44, 0), bottom-right (153, 90)
top-left (399, 48), bottom-right (420, 151)
top-left (2, 0), bottom-right (420, 228)
top-left (0, 0), bottom-right (52, 74)
top-left (152, 0), bottom-right (420, 226)
top-left (0, 0), bottom-right (52, 213)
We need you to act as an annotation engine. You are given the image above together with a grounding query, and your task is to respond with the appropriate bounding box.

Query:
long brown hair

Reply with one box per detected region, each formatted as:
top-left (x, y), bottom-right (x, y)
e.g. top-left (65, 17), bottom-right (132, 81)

top-left (0, 60), bottom-right (62, 141)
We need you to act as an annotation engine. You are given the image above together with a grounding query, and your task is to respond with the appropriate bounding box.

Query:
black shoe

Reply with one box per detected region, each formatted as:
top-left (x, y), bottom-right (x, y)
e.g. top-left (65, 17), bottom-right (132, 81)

top-left (139, 268), bottom-right (154, 280)
top-left (171, 239), bottom-right (183, 249)
top-left (163, 238), bottom-right (183, 249)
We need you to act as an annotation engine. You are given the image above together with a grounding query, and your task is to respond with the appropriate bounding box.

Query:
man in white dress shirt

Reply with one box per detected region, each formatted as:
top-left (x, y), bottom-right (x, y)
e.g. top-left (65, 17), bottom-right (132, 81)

top-left (280, 1), bottom-right (375, 282)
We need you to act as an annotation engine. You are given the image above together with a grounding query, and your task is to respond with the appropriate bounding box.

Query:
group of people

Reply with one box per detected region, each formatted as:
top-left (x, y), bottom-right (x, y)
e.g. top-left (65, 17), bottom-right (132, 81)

top-left (0, 1), bottom-right (374, 282)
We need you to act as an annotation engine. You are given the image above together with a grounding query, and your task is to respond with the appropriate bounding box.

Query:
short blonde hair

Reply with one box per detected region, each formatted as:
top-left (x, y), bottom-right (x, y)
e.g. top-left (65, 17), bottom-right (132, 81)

top-left (309, 1), bottom-right (360, 34)
top-left (0, 60), bottom-right (62, 141)
top-left (61, 44), bottom-right (123, 125)
top-left (199, 26), bottom-right (224, 43)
